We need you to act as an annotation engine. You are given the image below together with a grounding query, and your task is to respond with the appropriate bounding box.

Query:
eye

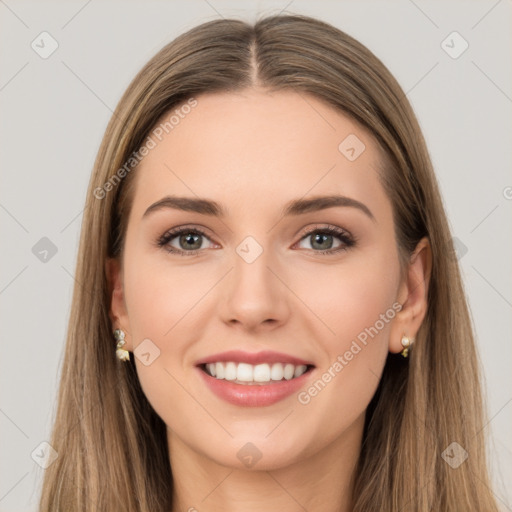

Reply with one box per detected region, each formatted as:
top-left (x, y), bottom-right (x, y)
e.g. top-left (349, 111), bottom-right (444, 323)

top-left (156, 224), bottom-right (356, 257)
top-left (156, 226), bottom-right (216, 256)
top-left (294, 225), bottom-right (355, 255)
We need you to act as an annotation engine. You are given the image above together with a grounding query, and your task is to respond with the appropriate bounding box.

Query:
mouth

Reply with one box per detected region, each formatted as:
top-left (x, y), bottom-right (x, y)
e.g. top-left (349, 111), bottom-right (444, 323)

top-left (199, 361), bottom-right (315, 385)
top-left (195, 351), bottom-right (316, 407)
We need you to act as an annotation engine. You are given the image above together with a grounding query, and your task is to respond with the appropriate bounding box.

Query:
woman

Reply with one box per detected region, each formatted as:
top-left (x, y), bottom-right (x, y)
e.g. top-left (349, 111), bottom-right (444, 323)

top-left (39, 13), bottom-right (499, 511)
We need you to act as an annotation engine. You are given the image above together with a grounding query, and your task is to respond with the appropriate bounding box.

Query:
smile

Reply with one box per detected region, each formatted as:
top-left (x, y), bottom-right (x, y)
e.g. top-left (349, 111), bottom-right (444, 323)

top-left (202, 361), bottom-right (310, 384)
top-left (197, 363), bottom-right (315, 407)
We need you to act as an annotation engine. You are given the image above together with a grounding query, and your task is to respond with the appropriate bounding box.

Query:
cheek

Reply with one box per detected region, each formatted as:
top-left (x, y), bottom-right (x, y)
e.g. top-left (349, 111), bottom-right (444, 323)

top-left (293, 248), bottom-right (399, 349)
top-left (123, 249), bottom-right (208, 343)
top-left (121, 261), bottom-right (197, 438)
top-left (292, 248), bottom-right (399, 412)
top-left (121, 251), bottom-right (218, 418)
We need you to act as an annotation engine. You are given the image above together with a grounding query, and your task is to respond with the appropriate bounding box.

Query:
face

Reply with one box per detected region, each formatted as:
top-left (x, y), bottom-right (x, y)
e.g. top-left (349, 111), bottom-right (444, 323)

top-left (109, 88), bottom-right (418, 471)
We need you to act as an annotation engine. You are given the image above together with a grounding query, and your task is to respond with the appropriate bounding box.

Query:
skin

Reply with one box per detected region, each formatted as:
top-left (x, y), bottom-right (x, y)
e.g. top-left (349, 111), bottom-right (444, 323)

top-left (107, 88), bottom-right (431, 512)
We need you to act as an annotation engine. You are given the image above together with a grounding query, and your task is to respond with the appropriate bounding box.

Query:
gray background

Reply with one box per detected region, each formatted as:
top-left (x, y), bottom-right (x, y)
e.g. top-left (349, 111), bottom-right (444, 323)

top-left (1, 0), bottom-right (511, 510)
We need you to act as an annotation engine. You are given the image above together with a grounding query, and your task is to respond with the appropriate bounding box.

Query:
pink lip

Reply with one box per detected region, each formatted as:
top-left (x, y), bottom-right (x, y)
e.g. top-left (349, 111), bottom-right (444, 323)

top-left (196, 365), bottom-right (314, 407)
top-left (195, 350), bottom-right (314, 367)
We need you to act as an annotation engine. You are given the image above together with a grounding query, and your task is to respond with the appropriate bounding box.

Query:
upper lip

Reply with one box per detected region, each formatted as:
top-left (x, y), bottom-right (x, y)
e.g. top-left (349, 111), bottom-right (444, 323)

top-left (196, 350), bottom-right (314, 367)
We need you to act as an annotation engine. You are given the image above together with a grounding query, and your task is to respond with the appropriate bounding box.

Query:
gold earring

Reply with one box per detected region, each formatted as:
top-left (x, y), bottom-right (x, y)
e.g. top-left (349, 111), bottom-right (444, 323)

top-left (401, 335), bottom-right (412, 358)
top-left (114, 329), bottom-right (130, 361)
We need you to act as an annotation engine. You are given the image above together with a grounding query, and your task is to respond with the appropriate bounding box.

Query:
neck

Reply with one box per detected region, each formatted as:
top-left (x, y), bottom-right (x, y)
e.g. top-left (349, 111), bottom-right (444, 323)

top-left (168, 412), bottom-right (364, 512)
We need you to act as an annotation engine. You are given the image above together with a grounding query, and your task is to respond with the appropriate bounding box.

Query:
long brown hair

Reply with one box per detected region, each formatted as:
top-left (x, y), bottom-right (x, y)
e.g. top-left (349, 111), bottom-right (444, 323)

top-left (39, 14), bottom-right (499, 511)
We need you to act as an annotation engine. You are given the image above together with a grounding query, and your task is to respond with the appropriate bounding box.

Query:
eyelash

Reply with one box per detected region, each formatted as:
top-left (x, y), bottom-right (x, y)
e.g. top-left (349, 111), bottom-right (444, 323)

top-left (156, 224), bottom-right (356, 257)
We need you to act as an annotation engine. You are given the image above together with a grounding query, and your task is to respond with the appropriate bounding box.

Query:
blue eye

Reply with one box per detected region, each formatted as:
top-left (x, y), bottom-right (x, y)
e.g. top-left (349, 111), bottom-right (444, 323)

top-left (157, 224), bottom-right (355, 256)
top-left (157, 227), bottom-right (213, 256)
top-left (296, 226), bottom-right (355, 254)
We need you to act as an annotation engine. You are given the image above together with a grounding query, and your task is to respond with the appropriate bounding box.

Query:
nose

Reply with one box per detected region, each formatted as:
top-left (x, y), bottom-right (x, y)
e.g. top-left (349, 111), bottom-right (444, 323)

top-left (219, 240), bottom-right (291, 332)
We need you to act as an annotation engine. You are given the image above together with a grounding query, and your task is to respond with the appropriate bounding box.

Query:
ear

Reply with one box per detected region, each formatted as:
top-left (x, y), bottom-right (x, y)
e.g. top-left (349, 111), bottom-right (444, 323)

top-left (389, 236), bottom-right (432, 354)
top-left (105, 257), bottom-right (133, 351)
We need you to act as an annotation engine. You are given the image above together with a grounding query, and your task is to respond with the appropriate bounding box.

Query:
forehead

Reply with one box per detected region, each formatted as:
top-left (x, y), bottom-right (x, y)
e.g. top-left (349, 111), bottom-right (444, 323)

top-left (130, 89), bottom-right (389, 219)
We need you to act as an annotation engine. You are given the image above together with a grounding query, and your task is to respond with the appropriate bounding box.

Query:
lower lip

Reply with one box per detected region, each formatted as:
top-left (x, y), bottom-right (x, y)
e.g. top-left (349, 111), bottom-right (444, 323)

top-left (197, 366), bottom-right (314, 407)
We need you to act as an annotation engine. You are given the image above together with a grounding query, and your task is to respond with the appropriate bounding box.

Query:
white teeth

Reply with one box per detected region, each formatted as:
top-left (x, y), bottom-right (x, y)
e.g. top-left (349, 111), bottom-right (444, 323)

top-left (270, 363), bottom-right (284, 380)
top-left (294, 365), bottom-right (307, 378)
top-left (204, 362), bottom-right (309, 383)
top-left (214, 362), bottom-right (223, 379)
top-left (283, 363), bottom-right (295, 380)
top-left (253, 363), bottom-right (270, 382)
top-left (225, 362), bottom-right (237, 381)
top-left (237, 363), bottom-right (253, 382)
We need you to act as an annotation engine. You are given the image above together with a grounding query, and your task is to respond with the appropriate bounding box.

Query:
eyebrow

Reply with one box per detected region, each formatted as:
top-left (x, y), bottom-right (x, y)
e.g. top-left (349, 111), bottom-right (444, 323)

top-left (143, 194), bottom-right (375, 222)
